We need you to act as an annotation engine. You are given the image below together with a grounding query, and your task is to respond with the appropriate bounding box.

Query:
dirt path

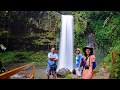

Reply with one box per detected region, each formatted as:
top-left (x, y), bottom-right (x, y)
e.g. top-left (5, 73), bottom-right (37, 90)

top-left (6, 63), bottom-right (110, 79)
top-left (94, 68), bottom-right (110, 79)
top-left (34, 67), bottom-right (76, 79)
top-left (34, 67), bottom-right (47, 79)
top-left (33, 67), bottom-right (110, 79)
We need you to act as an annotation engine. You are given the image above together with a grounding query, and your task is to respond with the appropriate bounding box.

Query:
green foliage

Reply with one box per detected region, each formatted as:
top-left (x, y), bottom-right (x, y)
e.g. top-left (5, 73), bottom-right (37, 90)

top-left (109, 51), bottom-right (120, 79)
top-left (0, 11), bottom-right (61, 48)
top-left (72, 11), bottom-right (92, 48)
top-left (73, 11), bottom-right (92, 33)
top-left (64, 74), bottom-right (72, 79)
top-left (29, 51), bottom-right (48, 67)
top-left (110, 61), bottom-right (120, 79)
top-left (88, 11), bottom-right (120, 79)
top-left (90, 12), bottom-right (120, 48)
top-left (103, 54), bottom-right (111, 70)
top-left (108, 41), bottom-right (120, 78)
top-left (0, 51), bottom-right (48, 68)
top-left (0, 51), bottom-right (33, 67)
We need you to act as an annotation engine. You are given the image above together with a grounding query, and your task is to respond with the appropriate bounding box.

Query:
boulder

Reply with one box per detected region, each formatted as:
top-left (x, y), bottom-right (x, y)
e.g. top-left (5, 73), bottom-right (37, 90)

top-left (57, 68), bottom-right (71, 78)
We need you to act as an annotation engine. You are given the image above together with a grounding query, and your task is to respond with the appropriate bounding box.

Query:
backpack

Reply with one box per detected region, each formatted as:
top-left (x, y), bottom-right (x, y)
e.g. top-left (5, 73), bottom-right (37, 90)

top-left (48, 60), bottom-right (57, 70)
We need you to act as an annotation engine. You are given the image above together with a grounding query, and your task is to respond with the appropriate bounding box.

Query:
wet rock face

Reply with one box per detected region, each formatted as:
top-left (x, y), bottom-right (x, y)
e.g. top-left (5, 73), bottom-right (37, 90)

top-left (57, 68), bottom-right (71, 78)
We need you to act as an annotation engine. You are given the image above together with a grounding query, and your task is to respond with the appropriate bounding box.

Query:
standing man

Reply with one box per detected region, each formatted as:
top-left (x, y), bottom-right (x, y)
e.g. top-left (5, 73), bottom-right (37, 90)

top-left (47, 47), bottom-right (58, 79)
top-left (75, 48), bottom-right (83, 79)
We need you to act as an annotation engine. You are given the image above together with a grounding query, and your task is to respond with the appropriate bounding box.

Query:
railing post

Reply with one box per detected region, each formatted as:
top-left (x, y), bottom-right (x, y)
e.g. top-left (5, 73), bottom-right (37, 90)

top-left (32, 62), bottom-right (35, 79)
top-left (103, 61), bottom-right (106, 69)
top-left (111, 52), bottom-right (116, 64)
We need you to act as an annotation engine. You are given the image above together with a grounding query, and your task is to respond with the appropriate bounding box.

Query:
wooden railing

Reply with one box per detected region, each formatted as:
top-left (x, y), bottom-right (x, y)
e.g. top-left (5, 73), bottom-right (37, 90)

top-left (0, 62), bottom-right (35, 79)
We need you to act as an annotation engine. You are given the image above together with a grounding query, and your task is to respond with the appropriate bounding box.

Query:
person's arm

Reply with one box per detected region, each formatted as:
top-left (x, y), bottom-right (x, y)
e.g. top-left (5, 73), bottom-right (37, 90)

top-left (78, 55), bottom-right (83, 71)
top-left (91, 55), bottom-right (96, 62)
top-left (53, 58), bottom-right (58, 61)
top-left (49, 57), bottom-right (56, 60)
top-left (91, 55), bottom-right (96, 70)
top-left (78, 55), bottom-right (86, 68)
top-left (90, 55), bottom-right (96, 71)
top-left (48, 53), bottom-right (55, 60)
top-left (53, 54), bottom-right (58, 61)
top-left (78, 57), bottom-right (82, 67)
top-left (78, 59), bottom-right (82, 71)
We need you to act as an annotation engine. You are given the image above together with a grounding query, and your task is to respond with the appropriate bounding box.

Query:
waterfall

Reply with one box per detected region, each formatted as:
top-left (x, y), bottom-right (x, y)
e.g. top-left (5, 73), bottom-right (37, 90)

top-left (57, 15), bottom-right (74, 72)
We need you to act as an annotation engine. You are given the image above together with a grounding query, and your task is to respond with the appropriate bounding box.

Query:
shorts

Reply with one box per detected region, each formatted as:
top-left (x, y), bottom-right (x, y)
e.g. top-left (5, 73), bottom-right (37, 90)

top-left (75, 67), bottom-right (83, 76)
top-left (47, 66), bottom-right (57, 76)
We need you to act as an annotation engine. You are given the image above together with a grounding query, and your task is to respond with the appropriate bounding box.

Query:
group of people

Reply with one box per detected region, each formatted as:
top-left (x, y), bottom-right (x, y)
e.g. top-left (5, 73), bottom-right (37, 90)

top-left (47, 45), bottom-right (96, 79)
top-left (75, 45), bottom-right (96, 79)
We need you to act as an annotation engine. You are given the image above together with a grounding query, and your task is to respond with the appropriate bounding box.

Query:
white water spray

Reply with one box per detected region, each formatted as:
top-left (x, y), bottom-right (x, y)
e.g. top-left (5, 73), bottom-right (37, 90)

top-left (57, 15), bottom-right (74, 72)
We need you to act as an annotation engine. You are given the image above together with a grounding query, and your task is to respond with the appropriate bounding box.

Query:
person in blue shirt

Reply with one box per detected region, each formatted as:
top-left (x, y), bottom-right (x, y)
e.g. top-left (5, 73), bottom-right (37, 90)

top-left (47, 47), bottom-right (58, 79)
top-left (75, 48), bottom-right (83, 79)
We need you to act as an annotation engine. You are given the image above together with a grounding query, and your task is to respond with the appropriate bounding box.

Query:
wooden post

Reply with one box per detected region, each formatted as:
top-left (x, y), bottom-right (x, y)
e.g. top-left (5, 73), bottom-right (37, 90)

top-left (111, 52), bottom-right (116, 63)
top-left (103, 61), bottom-right (106, 69)
top-left (32, 62), bottom-right (35, 79)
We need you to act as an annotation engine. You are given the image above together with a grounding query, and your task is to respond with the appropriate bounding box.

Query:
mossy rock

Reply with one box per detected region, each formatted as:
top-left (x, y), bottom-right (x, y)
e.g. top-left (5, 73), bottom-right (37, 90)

top-left (64, 68), bottom-right (71, 74)
top-left (57, 68), bottom-right (71, 78)
top-left (64, 74), bottom-right (72, 79)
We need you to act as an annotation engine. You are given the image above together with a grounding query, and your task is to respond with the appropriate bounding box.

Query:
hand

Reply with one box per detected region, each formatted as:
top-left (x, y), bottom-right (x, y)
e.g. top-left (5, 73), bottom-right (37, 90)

top-left (53, 58), bottom-right (58, 61)
top-left (49, 57), bottom-right (55, 60)
top-left (78, 67), bottom-right (80, 71)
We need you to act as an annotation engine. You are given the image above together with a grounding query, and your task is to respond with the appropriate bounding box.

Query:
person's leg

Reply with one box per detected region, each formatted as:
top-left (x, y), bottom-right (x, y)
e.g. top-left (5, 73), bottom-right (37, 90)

top-left (52, 69), bottom-right (57, 79)
top-left (77, 67), bottom-right (83, 79)
top-left (53, 75), bottom-right (56, 79)
top-left (79, 67), bottom-right (83, 79)
top-left (76, 68), bottom-right (81, 79)
top-left (77, 76), bottom-right (81, 79)
top-left (75, 68), bottom-right (78, 79)
top-left (91, 71), bottom-right (94, 79)
top-left (47, 75), bottom-right (50, 79)
top-left (47, 67), bottom-right (51, 79)
top-left (77, 75), bottom-right (81, 79)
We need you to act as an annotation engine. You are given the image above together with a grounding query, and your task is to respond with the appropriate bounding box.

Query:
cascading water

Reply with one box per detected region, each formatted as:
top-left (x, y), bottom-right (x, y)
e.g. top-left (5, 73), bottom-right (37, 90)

top-left (57, 15), bottom-right (74, 72)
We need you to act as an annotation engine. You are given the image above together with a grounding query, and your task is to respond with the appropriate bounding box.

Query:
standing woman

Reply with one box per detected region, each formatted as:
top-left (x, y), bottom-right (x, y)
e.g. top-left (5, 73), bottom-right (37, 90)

top-left (81, 45), bottom-right (96, 79)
